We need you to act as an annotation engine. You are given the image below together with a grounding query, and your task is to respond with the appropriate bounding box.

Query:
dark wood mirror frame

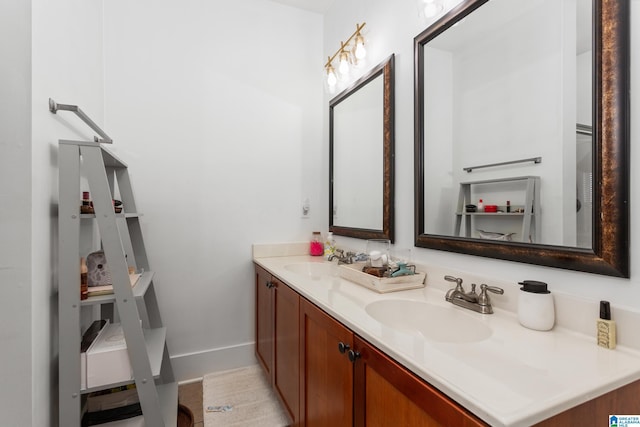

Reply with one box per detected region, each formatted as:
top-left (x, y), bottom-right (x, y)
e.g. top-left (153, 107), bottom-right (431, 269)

top-left (330, 54), bottom-right (395, 242)
top-left (414, 0), bottom-right (629, 277)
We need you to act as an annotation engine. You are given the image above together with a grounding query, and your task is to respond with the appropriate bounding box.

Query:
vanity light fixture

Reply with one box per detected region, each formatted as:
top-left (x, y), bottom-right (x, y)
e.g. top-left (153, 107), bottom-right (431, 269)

top-left (324, 22), bottom-right (367, 89)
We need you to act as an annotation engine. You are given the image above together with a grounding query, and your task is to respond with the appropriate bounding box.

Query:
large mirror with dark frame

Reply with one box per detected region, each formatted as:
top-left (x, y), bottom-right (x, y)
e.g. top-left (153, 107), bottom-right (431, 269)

top-left (414, 0), bottom-right (629, 276)
top-left (330, 54), bottom-right (395, 241)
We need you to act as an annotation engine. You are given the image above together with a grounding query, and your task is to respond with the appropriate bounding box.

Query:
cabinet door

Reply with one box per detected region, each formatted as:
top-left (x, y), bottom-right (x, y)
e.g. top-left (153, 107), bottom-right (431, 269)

top-left (353, 336), bottom-right (486, 427)
top-left (255, 265), bottom-right (274, 381)
top-left (273, 277), bottom-right (300, 425)
top-left (300, 298), bottom-right (354, 427)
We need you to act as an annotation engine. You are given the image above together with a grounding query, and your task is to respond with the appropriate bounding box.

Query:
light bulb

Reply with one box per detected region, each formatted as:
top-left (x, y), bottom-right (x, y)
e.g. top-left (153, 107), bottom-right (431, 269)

top-left (424, 0), bottom-right (443, 17)
top-left (339, 57), bottom-right (350, 75)
top-left (355, 35), bottom-right (366, 60)
top-left (338, 49), bottom-right (351, 76)
top-left (355, 43), bottom-right (366, 60)
top-left (327, 70), bottom-right (337, 87)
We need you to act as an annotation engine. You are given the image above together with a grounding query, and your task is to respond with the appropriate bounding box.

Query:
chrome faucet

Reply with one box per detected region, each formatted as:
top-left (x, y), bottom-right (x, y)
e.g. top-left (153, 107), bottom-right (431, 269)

top-left (444, 275), bottom-right (503, 314)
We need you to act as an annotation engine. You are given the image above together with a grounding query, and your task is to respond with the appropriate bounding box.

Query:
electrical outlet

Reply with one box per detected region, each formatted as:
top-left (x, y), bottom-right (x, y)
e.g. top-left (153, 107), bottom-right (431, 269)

top-left (301, 198), bottom-right (310, 219)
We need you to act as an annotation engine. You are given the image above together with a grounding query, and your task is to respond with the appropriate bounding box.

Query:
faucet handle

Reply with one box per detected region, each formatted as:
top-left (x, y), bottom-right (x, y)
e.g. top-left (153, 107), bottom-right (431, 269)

top-left (469, 283), bottom-right (478, 297)
top-left (478, 284), bottom-right (504, 306)
top-left (444, 275), bottom-right (464, 292)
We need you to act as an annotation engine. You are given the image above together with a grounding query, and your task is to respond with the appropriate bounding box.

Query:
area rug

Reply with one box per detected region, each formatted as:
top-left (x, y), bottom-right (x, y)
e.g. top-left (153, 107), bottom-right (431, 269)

top-left (202, 364), bottom-right (289, 427)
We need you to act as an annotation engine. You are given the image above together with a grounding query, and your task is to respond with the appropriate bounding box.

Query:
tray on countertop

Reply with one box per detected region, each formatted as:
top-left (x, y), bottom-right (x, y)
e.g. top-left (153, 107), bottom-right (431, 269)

top-left (338, 262), bottom-right (426, 293)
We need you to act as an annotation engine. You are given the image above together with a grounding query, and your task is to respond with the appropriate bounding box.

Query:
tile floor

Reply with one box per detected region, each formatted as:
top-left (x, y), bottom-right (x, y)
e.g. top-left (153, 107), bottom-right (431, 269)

top-left (178, 381), bottom-right (204, 427)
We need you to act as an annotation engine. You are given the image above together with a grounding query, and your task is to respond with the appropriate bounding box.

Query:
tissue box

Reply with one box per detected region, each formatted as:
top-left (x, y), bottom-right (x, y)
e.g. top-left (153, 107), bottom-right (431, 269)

top-left (86, 323), bottom-right (133, 388)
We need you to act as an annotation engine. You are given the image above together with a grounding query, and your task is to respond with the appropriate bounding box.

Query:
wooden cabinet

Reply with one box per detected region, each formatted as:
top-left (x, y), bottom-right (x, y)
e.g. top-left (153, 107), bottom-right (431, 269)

top-left (300, 298), bottom-right (354, 427)
top-left (255, 265), bottom-right (274, 380)
top-left (353, 336), bottom-right (486, 427)
top-left (256, 265), bottom-right (639, 426)
top-left (533, 379), bottom-right (640, 426)
top-left (298, 298), bottom-right (485, 427)
top-left (274, 276), bottom-right (300, 424)
top-left (255, 265), bottom-right (300, 425)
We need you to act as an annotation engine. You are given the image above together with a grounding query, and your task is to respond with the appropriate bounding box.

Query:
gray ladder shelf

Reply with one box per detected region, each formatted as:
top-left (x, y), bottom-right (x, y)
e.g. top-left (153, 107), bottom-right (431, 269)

top-left (454, 176), bottom-right (540, 243)
top-left (58, 140), bottom-right (176, 426)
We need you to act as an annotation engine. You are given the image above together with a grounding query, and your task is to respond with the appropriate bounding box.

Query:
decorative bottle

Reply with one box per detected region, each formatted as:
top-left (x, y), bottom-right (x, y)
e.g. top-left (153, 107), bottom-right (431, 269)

top-left (324, 231), bottom-right (336, 258)
top-left (309, 231), bottom-right (324, 256)
top-left (597, 301), bottom-right (616, 349)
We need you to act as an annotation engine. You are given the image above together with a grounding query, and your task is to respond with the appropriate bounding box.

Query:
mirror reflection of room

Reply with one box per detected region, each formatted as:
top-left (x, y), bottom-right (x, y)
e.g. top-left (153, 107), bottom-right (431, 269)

top-left (422, 0), bottom-right (592, 248)
top-left (329, 54), bottom-right (395, 241)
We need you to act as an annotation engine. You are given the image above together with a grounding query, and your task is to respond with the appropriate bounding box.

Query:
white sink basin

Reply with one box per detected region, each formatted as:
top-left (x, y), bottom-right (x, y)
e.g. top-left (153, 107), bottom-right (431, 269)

top-left (284, 262), bottom-right (337, 280)
top-left (365, 299), bottom-right (492, 343)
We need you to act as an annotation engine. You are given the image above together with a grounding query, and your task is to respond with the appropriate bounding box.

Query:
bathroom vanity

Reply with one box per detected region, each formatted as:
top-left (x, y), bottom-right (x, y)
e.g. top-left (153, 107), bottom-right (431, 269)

top-left (254, 245), bottom-right (640, 427)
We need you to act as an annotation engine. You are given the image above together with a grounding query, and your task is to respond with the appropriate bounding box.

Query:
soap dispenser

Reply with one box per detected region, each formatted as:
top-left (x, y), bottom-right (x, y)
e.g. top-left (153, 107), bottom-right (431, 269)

top-left (517, 280), bottom-right (555, 331)
top-left (324, 231), bottom-right (336, 258)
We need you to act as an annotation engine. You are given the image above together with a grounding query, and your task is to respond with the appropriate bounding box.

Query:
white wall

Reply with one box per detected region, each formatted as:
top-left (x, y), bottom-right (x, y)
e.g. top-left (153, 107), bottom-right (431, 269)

top-left (0, 1), bottom-right (33, 424)
top-left (326, 0), bottom-right (640, 310)
top-left (103, 0), bottom-right (323, 379)
top-left (33, 0), bottom-right (105, 424)
top-left (1, 0), bottom-right (105, 424)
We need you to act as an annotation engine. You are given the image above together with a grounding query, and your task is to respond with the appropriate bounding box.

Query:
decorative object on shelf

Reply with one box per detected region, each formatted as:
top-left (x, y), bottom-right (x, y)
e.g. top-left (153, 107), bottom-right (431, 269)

top-left (81, 191), bottom-right (94, 214)
top-left (80, 257), bottom-right (88, 300)
top-left (80, 194), bottom-right (123, 214)
top-left (477, 230), bottom-right (515, 241)
top-left (87, 251), bottom-right (113, 287)
top-left (324, 22), bottom-right (367, 91)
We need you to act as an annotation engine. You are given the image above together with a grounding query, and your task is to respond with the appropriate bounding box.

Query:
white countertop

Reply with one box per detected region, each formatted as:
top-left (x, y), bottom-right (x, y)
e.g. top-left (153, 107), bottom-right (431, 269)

top-left (254, 253), bottom-right (640, 427)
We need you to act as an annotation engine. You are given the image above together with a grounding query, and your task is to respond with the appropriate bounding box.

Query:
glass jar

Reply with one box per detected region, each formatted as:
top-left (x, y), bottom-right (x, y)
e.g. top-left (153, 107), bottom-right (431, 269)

top-left (309, 231), bottom-right (324, 256)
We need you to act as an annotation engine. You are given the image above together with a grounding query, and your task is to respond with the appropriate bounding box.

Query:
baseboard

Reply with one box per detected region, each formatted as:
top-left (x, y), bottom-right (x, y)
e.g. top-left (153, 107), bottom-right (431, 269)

top-left (171, 341), bottom-right (257, 383)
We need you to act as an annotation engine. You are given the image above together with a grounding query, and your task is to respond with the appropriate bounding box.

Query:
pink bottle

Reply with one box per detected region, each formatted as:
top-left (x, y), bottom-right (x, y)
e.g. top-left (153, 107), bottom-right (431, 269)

top-left (309, 231), bottom-right (324, 256)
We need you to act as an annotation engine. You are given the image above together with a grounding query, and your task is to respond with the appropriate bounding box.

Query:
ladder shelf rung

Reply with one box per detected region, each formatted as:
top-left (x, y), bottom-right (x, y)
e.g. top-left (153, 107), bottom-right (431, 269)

top-left (81, 271), bottom-right (156, 306)
top-left (80, 213), bottom-right (142, 219)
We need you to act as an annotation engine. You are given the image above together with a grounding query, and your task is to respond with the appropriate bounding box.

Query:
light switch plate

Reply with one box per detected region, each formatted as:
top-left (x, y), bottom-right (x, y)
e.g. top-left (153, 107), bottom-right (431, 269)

top-left (301, 198), bottom-right (310, 219)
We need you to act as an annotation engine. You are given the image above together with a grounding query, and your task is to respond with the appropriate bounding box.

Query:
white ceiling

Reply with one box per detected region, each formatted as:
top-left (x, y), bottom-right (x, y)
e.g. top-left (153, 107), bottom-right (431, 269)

top-left (268, 0), bottom-right (336, 14)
